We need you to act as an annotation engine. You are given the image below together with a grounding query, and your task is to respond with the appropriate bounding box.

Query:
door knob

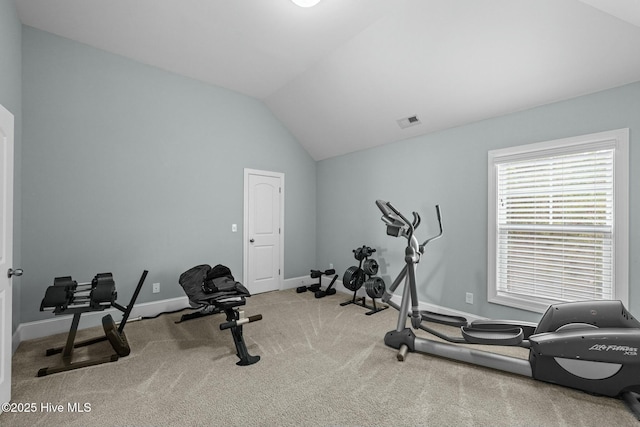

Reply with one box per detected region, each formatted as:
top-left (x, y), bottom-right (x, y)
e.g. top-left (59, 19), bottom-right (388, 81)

top-left (250, 239), bottom-right (255, 243)
top-left (8, 268), bottom-right (23, 278)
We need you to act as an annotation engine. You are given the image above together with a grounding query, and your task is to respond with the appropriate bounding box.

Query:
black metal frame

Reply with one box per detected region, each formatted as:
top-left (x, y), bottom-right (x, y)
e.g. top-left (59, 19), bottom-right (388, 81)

top-left (37, 270), bottom-right (148, 377)
top-left (177, 297), bottom-right (262, 366)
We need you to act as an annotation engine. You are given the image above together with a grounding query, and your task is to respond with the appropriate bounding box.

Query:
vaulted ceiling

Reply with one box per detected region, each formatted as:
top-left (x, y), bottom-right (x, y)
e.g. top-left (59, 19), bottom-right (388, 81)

top-left (16, 0), bottom-right (640, 160)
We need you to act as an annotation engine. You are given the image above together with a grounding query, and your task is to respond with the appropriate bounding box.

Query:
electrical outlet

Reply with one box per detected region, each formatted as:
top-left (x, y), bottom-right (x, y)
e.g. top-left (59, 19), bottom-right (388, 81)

top-left (232, 224), bottom-right (237, 232)
top-left (153, 282), bottom-right (160, 294)
top-left (329, 263), bottom-right (334, 269)
top-left (465, 292), bottom-right (473, 304)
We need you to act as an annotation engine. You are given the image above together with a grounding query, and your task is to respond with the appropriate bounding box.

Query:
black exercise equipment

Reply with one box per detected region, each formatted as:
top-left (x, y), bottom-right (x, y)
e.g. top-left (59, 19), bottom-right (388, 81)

top-left (37, 270), bottom-right (148, 377)
top-left (297, 269), bottom-right (339, 298)
top-left (375, 199), bottom-right (640, 419)
top-left (341, 245), bottom-right (388, 315)
top-left (178, 264), bottom-right (262, 366)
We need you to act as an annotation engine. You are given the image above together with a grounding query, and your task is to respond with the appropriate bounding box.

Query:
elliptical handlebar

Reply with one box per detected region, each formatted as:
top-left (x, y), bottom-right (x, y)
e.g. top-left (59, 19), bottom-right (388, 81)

top-left (375, 200), bottom-right (416, 240)
top-left (412, 212), bottom-right (421, 230)
top-left (375, 200), bottom-right (442, 248)
top-left (421, 205), bottom-right (443, 250)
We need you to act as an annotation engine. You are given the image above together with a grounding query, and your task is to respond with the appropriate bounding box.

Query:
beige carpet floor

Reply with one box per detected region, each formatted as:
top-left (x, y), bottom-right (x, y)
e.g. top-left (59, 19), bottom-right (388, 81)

top-left (2, 289), bottom-right (637, 426)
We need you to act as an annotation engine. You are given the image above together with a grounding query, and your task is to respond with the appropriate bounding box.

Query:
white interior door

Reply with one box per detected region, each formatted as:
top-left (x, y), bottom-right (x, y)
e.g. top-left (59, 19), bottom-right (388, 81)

top-left (244, 169), bottom-right (283, 294)
top-left (0, 104), bottom-right (14, 405)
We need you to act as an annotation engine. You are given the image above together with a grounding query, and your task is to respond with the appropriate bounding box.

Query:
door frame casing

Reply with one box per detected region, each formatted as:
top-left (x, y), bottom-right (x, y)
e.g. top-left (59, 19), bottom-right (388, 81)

top-left (243, 168), bottom-right (284, 291)
top-left (0, 103), bottom-right (14, 405)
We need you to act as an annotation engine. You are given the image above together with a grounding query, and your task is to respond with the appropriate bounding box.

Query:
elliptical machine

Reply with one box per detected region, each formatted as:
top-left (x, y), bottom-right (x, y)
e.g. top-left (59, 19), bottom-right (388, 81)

top-left (375, 199), bottom-right (640, 416)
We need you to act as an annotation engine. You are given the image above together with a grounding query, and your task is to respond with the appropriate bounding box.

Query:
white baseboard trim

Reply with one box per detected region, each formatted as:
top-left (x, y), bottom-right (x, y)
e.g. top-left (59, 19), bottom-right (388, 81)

top-left (285, 274), bottom-right (485, 322)
top-left (14, 276), bottom-right (345, 351)
top-left (282, 275), bottom-right (310, 290)
top-left (12, 284), bottom-right (486, 354)
top-left (12, 296), bottom-right (190, 354)
top-left (388, 294), bottom-right (487, 323)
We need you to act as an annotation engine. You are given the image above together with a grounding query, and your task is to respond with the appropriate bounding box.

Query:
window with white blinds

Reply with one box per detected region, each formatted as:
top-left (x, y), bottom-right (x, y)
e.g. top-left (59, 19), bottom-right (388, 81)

top-left (488, 129), bottom-right (629, 313)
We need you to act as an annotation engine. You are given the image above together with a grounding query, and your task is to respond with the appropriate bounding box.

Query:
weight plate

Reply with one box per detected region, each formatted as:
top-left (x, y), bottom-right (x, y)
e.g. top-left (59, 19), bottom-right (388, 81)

top-left (343, 266), bottom-right (365, 291)
top-left (363, 259), bottom-right (379, 276)
top-left (365, 276), bottom-right (386, 299)
top-left (103, 314), bottom-right (131, 357)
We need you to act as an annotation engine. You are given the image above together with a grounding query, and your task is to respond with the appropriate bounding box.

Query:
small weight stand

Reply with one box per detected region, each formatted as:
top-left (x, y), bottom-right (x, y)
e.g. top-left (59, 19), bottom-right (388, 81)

top-left (37, 270), bottom-right (148, 377)
top-left (297, 269), bottom-right (339, 298)
top-left (341, 245), bottom-right (389, 315)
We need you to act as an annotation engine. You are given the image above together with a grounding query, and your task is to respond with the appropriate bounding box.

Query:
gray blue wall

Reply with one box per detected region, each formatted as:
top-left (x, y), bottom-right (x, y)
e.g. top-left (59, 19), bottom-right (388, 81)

top-left (0, 0), bottom-right (22, 332)
top-left (9, 17), bottom-right (640, 327)
top-left (0, 0), bottom-right (21, 130)
top-left (317, 82), bottom-right (640, 323)
top-left (21, 26), bottom-right (316, 323)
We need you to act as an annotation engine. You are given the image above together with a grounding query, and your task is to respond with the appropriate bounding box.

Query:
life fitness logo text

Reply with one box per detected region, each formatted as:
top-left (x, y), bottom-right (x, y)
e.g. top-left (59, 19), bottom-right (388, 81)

top-left (589, 344), bottom-right (638, 356)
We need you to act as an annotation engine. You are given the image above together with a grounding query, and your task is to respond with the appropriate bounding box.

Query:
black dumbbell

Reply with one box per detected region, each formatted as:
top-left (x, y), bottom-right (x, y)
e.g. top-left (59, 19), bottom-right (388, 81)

top-left (40, 286), bottom-right (73, 311)
top-left (53, 276), bottom-right (77, 290)
top-left (90, 275), bottom-right (116, 308)
top-left (40, 276), bottom-right (78, 311)
top-left (92, 272), bottom-right (114, 288)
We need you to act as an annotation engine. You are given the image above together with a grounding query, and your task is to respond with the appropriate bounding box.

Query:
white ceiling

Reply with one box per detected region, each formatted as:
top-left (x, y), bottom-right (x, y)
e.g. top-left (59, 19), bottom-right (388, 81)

top-left (16, 0), bottom-right (640, 160)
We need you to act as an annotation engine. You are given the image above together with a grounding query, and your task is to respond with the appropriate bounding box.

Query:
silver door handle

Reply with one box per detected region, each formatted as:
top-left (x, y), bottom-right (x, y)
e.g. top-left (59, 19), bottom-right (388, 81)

top-left (8, 268), bottom-right (23, 278)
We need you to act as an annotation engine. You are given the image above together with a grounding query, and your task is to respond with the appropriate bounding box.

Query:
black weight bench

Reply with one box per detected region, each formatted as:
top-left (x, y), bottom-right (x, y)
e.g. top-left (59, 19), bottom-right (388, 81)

top-left (178, 297), bottom-right (262, 366)
top-left (178, 264), bottom-right (262, 366)
top-left (37, 270), bottom-right (148, 377)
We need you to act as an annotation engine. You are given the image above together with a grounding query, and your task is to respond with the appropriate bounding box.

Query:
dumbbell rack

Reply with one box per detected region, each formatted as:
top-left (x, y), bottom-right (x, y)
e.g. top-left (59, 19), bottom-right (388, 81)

top-left (37, 270), bottom-right (148, 377)
top-left (340, 245), bottom-right (389, 315)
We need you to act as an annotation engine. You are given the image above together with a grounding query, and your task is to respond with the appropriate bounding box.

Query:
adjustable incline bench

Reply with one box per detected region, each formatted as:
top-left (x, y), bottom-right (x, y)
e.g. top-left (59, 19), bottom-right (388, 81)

top-left (178, 264), bottom-right (262, 366)
top-left (38, 270), bottom-right (148, 376)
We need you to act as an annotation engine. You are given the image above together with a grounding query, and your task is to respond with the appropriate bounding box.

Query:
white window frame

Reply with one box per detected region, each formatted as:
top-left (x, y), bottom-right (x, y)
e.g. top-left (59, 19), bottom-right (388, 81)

top-left (488, 129), bottom-right (629, 313)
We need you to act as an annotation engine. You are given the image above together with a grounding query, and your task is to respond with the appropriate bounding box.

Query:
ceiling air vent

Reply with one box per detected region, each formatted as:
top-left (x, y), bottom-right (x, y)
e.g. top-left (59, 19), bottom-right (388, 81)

top-left (397, 115), bottom-right (421, 129)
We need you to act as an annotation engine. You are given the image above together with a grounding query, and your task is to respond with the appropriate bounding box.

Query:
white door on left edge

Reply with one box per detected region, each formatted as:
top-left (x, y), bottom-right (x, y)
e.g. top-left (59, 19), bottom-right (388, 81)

top-left (0, 103), bottom-right (15, 405)
top-left (244, 170), bottom-right (283, 295)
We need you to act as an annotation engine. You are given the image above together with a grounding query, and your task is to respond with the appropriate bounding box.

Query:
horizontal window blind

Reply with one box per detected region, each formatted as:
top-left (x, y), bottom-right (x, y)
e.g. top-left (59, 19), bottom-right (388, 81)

top-left (496, 148), bottom-right (614, 302)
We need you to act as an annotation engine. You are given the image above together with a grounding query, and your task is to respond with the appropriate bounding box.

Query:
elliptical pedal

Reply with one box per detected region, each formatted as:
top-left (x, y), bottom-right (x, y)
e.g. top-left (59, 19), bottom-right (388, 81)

top-left (420, 311), bottom-right (467, 327)
top-left (461, 326), bottom-right (524, 346)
